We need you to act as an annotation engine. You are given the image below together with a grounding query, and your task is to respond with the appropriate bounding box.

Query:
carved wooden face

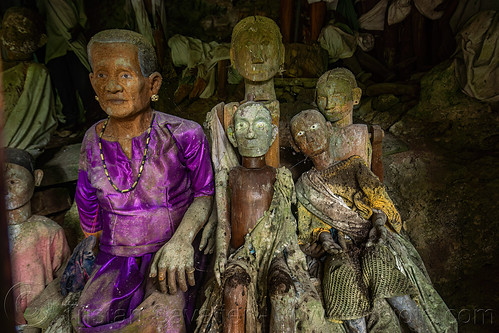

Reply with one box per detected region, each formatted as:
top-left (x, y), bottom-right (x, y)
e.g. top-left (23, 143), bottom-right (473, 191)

top-left (291, 110), bottom-right (329, 158)
top-left (4, 163), bottom-right (34, 211)
top-left (89, 43), bottom-right (159, 119)
top-left (316, 78), bottom-right (357, 125)
top-left (231, 103), bottom-right (276, 157)
top-left (231, 26), bottom-right (282, 82)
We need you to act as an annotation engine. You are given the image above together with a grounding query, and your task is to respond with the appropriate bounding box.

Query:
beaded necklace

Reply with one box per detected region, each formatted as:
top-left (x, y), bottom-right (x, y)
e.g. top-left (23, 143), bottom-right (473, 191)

top-left (98, 113), bottom-right (155, 193)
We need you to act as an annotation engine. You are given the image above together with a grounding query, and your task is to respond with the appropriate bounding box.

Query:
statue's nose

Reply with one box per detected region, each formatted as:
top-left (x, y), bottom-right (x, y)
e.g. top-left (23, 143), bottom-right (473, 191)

top-left (105, 79), bottom-right (123, 93)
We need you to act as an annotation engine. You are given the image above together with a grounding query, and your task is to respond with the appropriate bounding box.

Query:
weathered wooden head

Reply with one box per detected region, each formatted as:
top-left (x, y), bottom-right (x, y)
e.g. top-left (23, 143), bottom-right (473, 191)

top-left (4, 148), bottom-right (42, 212)
top-left (227, 101), bottom-right (278, 158)
top-left (290, 109), bottom-right (332, 158)
top-left (87, 29), bottom-right (162, 119)
top-left (315, 68), bottom-right (362, 127)
top-left (230, 16), bottom-right (285, 82)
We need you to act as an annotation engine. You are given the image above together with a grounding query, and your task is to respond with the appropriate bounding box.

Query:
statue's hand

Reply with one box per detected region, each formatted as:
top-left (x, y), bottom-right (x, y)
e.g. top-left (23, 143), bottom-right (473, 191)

top-left (299, 242), bottom-right (325, 258)
top-left (199, 208), bottom-right (217, 255)
top-left (366, 211), bottom-right (387, 247)
top-left (149, 238), bottom-right (195, 294)
top-left (319, 232), bottom-right (342, 255)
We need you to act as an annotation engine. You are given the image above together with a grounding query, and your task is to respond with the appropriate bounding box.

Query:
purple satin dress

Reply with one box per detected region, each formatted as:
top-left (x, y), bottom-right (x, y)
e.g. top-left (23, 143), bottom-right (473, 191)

top-left (73, 111), bottom-right (214, 332)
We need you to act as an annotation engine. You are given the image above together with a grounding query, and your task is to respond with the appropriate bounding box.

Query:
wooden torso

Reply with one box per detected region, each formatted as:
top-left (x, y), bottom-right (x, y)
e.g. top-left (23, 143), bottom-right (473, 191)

top-left (329, 123), bottom-right (371, 167)
top-left (229, 165), bottom-right (276, 249)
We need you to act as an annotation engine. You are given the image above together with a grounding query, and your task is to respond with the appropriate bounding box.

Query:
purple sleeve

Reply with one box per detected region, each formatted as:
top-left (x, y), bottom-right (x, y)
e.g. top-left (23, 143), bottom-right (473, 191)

top-left (183, 126), bottom-right (214, 198)
top-left (75, 169), bottom-right (102, 234)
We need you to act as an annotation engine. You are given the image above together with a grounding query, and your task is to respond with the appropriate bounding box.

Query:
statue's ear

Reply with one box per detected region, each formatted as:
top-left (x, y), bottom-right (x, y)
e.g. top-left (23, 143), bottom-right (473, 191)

top-left (34, 169), bottom-right (43, 187)
top-left (227, 125), bottom-right (237, 147)
top-left (149, 72), bottom-right (163, 95)
top-left (352, 87), bottom-right (362, 105)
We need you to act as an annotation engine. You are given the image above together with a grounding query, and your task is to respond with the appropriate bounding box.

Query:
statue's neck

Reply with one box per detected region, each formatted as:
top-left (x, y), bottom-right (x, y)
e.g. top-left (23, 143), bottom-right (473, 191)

top-left (331, 114), bottom-right (353, 128)
top-left (244, 78), bottom-right (276, 101)
top-left (7, 201), bottom-right (32, 226)
top-left (105, 109), bottom-right (153, 139)
top-left (242, 155), bottom-right (267, 169)
top-left (311, 150), bottom-right (334, 172)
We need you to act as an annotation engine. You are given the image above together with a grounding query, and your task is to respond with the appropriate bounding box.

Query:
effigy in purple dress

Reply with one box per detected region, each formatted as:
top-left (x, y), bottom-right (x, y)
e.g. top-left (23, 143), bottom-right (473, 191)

top-left (72, 111), bottom-right (214, 332)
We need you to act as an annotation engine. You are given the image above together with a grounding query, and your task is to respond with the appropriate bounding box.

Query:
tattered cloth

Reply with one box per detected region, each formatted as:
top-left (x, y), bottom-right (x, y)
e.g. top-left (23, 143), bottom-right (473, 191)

top-left (296, 155), bottom-right (401, 246)
top-left (454, 10), bottom-right (499, 102)
top-left (295, 156), bottom-right (414, 320)
top-left (296, 156), bottom-right (458, 331)
top-left (195, 168), bottom-right (342, 332)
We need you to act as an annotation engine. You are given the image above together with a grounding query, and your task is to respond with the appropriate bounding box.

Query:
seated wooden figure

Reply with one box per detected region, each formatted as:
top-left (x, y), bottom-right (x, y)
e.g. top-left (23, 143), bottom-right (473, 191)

top-left (291, 110), bottom-right (457, 333)
top-left (71, 29), bottom-right (214, 332)
top-left (5, 148), bottom-right (70, 332)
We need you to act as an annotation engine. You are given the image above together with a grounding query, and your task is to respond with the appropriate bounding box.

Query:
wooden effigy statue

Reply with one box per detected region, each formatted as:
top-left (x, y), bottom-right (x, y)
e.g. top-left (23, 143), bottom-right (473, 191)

top-left (5, 148), bottom-right (70, 332)
top-left (291, 109), bottom-right (458, 333)
top-left (197, 102), bottom-right (342, 333)
top-left (65, 29), bottom-right (214, 332)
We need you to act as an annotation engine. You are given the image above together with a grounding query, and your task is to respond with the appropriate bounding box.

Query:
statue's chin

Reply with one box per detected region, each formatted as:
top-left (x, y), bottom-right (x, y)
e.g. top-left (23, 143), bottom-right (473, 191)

top-left (239, 148), bottom-right (268, 158)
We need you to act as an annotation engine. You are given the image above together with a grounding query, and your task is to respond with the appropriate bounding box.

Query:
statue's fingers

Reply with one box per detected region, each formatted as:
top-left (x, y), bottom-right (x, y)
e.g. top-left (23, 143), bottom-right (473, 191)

top-left (187, 266), bottom-right (196, 287)
top-left (149, 253), bottom-right (159, 278)
top-left (167, 267), bottom-right (177, 295)
top-left (215, 257), bottom-right (225, 286)
top-left (158, 265), bottom-right (168, 293)
top-left (205, 237), bottom-right (215, 255)
top-left (215, 267), bottom-right (221, 286)
top-left (177, 266), bottom-right (188, 292)
top-left (199, 231), bottom-right (208, 251)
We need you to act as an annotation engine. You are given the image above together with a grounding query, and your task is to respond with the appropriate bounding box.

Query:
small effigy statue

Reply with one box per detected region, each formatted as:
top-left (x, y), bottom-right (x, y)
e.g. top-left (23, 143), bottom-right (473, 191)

top-left (196, 102), bottom-right (342, 333)
top-left (5, 148), bottom-right (70, 332)
top-left (291, 109), bottom-right (458, 333)
top-left (0, 7), bottom-right (58, 157)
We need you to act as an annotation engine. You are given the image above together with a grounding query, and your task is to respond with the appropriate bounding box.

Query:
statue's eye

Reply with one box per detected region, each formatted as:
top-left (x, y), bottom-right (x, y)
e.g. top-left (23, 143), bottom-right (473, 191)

top-left (311, 124), bottom-right (318, 130)
top-left (121, 73), bottom-right (132, 79)
top-left (296, 131), bottom-right (304, 137)
top-left (256, 122), bottom-right (265, 129)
